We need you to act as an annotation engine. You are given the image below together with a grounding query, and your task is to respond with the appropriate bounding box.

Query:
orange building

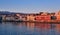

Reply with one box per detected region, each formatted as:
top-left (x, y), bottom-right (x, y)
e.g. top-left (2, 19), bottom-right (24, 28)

top-left (55, 11), bottom-right (60, 21)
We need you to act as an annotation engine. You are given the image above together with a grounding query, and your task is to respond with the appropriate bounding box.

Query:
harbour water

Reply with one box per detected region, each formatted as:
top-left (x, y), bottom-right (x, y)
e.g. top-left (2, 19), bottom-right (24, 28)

top-left (0, 22), bottom-right (60, 35)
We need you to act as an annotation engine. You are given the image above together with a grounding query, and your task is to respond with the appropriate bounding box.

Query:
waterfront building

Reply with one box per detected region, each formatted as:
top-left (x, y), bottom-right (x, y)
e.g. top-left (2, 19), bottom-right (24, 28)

top-left (0, 11), bottom-right (60, 22)
top-left (35, 12), bottom-right (51, 22)
top-left (26, 14), bottom-right (35, 21)
top-left (5, 15), bottom-right (14, 21)
top-left (16, 13), bottom-right (28, 21)
top-left (16, 13), bottom-right (22, 21)
top-left (55, 11), bottom-right (60, 21)
top-left (1, 15), bottom-right (6, 21)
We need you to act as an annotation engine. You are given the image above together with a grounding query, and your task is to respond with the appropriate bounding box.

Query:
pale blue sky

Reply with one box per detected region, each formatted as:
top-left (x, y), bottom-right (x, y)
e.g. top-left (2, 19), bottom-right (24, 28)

top-left (0, 0), bottom-right (60, 13)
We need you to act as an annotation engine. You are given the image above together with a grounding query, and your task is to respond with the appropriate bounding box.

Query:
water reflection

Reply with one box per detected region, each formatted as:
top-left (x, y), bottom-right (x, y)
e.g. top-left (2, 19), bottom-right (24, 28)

top-left (0, 22), bottom-right (60, 35)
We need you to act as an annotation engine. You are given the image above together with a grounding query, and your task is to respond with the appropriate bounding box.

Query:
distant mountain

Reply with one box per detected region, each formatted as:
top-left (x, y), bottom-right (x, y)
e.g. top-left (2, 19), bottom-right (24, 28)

top-left (0, 11), bottom-right (16, 15)
top-left (0, 11), bottom-right (33, 15)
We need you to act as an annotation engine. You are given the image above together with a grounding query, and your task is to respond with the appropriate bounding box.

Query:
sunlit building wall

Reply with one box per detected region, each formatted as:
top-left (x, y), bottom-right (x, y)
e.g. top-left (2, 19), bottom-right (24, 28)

top-left (27, 15), bottom-right (35, 21)
top-left (55, 11), bottom-right (60, 21)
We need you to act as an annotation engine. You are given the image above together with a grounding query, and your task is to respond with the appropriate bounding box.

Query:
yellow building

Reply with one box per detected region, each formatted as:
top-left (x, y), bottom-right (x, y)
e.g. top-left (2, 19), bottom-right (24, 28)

top-left (27, 14), bottom-right (35, 21)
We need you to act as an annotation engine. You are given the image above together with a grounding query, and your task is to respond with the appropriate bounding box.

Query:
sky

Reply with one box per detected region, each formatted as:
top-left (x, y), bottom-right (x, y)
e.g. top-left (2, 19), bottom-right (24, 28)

top-left (0, 0), bottom-right (60, 13)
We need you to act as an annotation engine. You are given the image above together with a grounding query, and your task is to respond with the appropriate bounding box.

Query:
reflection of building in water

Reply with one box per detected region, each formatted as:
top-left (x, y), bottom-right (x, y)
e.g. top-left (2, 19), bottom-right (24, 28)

top-left (25, 22), bottom-right (52, 31)
top-left (50, 24), bottom-right (56, 29)
top-left (35, 23), bottom-right (51, 30)
top-left (56, 24), bottom-right (60, 32)
top-left (26, 22), bottom-right (35, 30)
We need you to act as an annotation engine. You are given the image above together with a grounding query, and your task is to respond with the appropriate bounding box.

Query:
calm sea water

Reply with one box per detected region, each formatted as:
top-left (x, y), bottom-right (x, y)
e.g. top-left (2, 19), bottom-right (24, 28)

top-left (0, 22), bottom-right (60, 35)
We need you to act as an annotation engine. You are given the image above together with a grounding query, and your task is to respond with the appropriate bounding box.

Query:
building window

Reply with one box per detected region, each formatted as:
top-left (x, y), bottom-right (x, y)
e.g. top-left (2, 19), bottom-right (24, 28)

top-left (34, 18), bottom-right (36, 20)
top-left (51, 16), bottom-right (57, 20)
